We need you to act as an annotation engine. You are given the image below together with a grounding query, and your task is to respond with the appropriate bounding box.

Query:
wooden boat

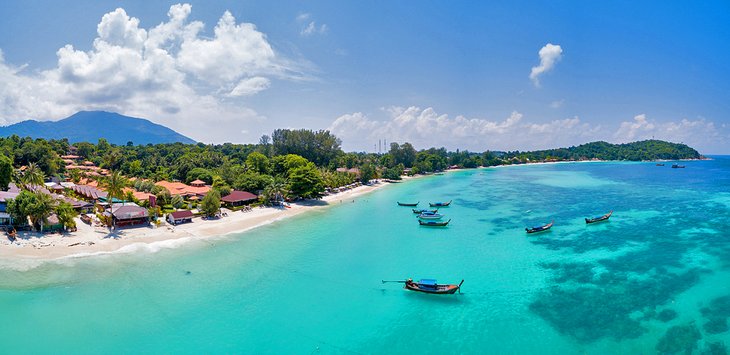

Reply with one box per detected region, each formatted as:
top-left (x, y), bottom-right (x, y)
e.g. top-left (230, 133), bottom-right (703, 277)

top-left (429, 200), bottom-right (452, 207)
top-left (656, 163), bottom-right (665, 166)
top-left (585, 211), bottom-right (613, 224)
top-left (404, 278), bottom-right (463, 294)
top-left (525, 221), bottom-right (553, 234)
top-left (397, 201), bottom-right (419, 207)
top-left (418, 213), bottom-right (444, 220)
top-left (413, 209), bottom-right (438, 214)
top-left (419, 219), bottom-right (451, 227)
top-left (671, 164), bottom-right (686, 169)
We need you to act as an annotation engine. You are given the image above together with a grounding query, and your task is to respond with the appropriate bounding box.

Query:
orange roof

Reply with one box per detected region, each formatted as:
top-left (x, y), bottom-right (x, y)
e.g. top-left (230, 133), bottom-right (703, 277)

top-left (79, 179), bottom-right (101, 187)
top-left (123, 187), bottom-right (154, 201)
top-left (190, 179), bottom-right (206, 186)
top-left (155, 180), bottom-right (210, 197)
top-left (66, 165), bottom-right (100, 171)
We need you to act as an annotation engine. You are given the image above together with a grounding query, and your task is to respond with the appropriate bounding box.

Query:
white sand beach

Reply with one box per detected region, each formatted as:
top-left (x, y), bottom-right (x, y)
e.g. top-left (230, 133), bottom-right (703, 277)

top-left (0, 181), bottom-right (393, 263)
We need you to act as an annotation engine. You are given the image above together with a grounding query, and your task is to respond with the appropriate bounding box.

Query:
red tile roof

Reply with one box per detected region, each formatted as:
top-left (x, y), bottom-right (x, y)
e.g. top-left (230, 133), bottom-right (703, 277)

top-left (169, 210), bottom-right (194, 220)
top-left (112, 205), bottom-right (149, 220)
top-left (221, 190), bottom-right (258, 203)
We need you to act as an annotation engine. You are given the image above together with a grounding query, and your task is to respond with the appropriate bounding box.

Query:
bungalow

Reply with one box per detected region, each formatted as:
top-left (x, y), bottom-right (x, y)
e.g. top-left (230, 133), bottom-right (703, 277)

top-left (110, 204), bottom-right (150, 227)
top-left (71, 184), bottom-right (107, 201)
top-left (167, 210), bottom-right (194, 225)
top-left (0, 191), bottom-right (19, 212)
top-left (0, 212), bottom-right (12, 227)
top-left (221, 190), bottom-right (258, 207)
top-left (43, 214), bottom-right (64, 232)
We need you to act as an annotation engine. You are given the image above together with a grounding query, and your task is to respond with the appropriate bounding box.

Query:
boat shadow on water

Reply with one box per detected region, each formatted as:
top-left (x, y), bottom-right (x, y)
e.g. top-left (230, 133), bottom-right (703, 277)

top-left (402, 291), bottom-right (465, 304)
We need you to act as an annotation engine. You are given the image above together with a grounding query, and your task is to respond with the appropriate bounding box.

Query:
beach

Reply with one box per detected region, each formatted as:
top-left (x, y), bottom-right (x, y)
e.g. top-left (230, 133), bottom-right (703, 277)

top-left (0, 180), bottom-right (392, 265)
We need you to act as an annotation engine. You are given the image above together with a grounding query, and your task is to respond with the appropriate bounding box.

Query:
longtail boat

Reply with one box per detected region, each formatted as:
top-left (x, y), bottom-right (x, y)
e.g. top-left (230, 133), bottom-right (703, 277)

top-left (397, 201), bottom-right (419, 207)
top-left (382, 278), bottom-right (464, 294)
top-left (418, 213), bottom-right (444, 220)
top-left (429, 200), bottom-right (452, 207)
top-left (412, 209), bottom-right (438, 214)
top-left (585, 211), bottom-right (613, 224)
top-left (419, 219), bottom-right (451, 227)
top-left (671, 164), bottom-right (686, 169)
top-left (525, 221), bottom-right (553, 234)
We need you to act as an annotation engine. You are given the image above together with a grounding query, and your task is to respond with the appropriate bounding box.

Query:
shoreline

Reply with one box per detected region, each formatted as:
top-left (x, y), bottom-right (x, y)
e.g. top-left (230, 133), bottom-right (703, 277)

top-left (0, 179), bottom-right (403, 269)
top-left (0, 157), bottom-right (704, 269)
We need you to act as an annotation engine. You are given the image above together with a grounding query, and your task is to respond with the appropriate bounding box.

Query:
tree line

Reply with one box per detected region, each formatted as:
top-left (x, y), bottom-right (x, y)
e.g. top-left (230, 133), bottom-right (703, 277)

top-left (0, 134), bottom-right (702, 203)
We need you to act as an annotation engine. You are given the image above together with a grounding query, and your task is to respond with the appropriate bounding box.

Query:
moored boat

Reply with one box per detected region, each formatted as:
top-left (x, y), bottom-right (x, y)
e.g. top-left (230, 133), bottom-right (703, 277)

top-left (397, 201), bottom-right (419, 207)
top-left (7, 228), bottom-right (16, 242)
top-left (671, 164), bottom-right (686, 169)
top-left (429, 200), bottom-right (452, 207)
top-left (585, 211), bottom-right (613, 224)
top-left (526, 221), bottom-right (553, 234)
top-left (656, 163), bottom-right (665, 166)
top-left (418, 213), bottom-right (444, 220)
top-left (419, 219), bottom-right (451, 227)
top-left (405, 278), bottom-right (463, 294)
top-left (412, 209), bottom-right (438, 214)
top-left (382, 278), bottom-right (464, 294)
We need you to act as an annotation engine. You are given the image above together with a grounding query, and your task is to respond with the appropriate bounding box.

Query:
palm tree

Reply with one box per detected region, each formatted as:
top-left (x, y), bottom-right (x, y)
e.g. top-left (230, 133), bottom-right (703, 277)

top-left (103, 170), bottom-right (127, 205)
top-left (29, 192), bottom-right (56, 232)
top-left (55, 201), bottom-right (78, 232)
top-left (20, 162), bottom-right (45, 189)
top-left (262, 177), bottom-right (288, 205)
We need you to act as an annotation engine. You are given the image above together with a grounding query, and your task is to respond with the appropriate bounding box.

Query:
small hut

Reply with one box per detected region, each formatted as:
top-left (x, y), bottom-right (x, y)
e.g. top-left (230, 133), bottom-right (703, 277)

top-left (167, 210), bottom-right (194, 225)
top-left (221, 191), bottom-right (258, 207)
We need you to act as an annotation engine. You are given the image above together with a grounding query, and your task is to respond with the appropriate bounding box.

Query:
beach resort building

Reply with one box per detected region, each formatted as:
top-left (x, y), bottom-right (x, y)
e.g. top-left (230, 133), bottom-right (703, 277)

top-left (0, 191), bottom-right (16, 227)
top-left (0, 191), bottom-right (19, 213)
top-left (155, 180), bottom-right (210, 200)
top-left (221, 190), bottom-right (258, 207)
top-left (167, 210), bottom-right (194, 225)
top-left (108, 204), bottom-right (150, 227)
top-left (43, 214), bottom-right (64, 232)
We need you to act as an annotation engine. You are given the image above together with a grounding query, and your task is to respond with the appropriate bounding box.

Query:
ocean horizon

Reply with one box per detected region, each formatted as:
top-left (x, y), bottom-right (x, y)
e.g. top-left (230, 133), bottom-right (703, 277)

top-left (2, 158), bottom-right (730, 354)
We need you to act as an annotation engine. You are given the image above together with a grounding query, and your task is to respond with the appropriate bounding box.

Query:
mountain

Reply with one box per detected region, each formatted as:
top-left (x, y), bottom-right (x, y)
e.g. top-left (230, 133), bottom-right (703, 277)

top-left (0, 111), bottom-right (196, 145)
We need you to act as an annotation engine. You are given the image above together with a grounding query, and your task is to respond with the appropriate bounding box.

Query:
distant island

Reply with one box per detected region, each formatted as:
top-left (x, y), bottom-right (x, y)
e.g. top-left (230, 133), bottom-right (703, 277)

top-left (0, 111), bottom-right (196, 145)
top-left (494, 140), bottom-right (703, 165)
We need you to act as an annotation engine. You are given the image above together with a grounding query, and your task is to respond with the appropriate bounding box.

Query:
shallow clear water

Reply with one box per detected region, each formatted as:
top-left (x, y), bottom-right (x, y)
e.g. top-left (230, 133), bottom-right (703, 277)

top-left (1, 159), bottom-right (730, 354)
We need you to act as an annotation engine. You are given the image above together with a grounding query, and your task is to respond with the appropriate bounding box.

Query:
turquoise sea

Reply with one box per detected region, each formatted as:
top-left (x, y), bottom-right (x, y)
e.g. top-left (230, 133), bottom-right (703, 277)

top-left (2, 158), bottom-right (730, 354)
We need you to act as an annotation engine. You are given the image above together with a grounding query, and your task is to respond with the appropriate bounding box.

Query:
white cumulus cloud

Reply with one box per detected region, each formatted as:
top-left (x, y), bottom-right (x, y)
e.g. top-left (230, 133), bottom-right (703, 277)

top-left (614, 114), bottom-right (723, 151)
top-left (228, 76), bottom-right (271, 97)
top-left (297, 13), bottom-right (327, 37)
top-left (0, 4), bottom-right (302, 142)
top-left (530, 43), bottom-right (563, 87)
top-left (614, 114), bottom-right (655, 141)
top-left (329, 106), bottom-right (601, 152)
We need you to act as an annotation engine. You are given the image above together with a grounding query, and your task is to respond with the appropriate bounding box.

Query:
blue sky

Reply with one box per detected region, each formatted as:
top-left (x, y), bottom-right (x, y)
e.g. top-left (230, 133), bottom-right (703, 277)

top-left (0, 1), bottom-right (728, 153)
